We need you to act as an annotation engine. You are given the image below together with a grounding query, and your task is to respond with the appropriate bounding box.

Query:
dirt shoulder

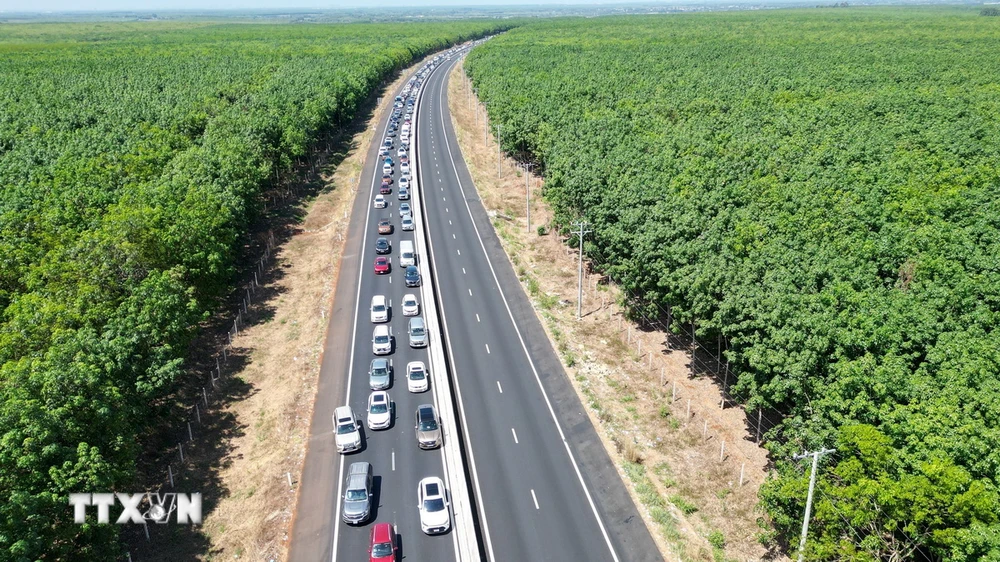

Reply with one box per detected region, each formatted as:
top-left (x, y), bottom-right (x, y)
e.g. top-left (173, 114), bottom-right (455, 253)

top-left (125, 61), bottom-right (427, 561)
top-left (448, 59), bottom-right (785, 562)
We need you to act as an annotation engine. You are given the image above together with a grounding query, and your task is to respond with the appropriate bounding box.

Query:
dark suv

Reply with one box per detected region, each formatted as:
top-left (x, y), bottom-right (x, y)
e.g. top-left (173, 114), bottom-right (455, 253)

top-left (375, 237), bottom-right (391, 255)
top-left (404, 265), bottom-right (420, 287)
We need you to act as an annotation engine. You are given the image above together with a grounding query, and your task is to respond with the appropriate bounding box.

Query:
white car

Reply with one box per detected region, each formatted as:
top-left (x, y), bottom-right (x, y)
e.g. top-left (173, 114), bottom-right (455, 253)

top-left (372, 325), bottom-right (391, 355)
top-left (333, 406), bottom-right (362, 454)
top-left (401, 294), bottom-right (419, 316)
top-left (397, 147), bottom-right (407, 157)
top-left (399, 202), bottom-right (412, 218)
top-left (407, 361), bottom-right (429, 393)
top-left (417, 477), bottom-right (451, 535)
top-left (374, 195), bottom-right (387, 209)
top-left (370, 295), bottom-right (388, 323)
top-left (367, 391), bottom-right (392, 430)
top-left (401, 163), bottom-right (411, 175)
top-left (399, 177), bottom-right (409, 190)
top-left (401, 216), bottom-right (414, 231)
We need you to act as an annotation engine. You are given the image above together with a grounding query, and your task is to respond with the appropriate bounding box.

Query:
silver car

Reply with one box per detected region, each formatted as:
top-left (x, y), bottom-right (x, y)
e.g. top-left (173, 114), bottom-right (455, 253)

top-left (369, 358), bottom-right (392, 390)
top-left (342, 462), bottom-right (373, 524)
top-left (414, 404), bottom-right (441, 450)
top-left (408, 317), bottom-right (427, 348)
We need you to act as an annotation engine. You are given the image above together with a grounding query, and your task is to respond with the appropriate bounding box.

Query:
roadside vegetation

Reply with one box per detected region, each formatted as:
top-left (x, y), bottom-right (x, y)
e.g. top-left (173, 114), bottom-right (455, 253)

top-left (0, 20), bottom-right (504, 560)
top-left (465, 8), bottom-right (1000, 560)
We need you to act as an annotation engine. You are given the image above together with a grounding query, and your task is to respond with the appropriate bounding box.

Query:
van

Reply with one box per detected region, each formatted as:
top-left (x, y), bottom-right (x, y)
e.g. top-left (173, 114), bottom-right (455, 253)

top-left (399, 240), bottom-right (416, 267)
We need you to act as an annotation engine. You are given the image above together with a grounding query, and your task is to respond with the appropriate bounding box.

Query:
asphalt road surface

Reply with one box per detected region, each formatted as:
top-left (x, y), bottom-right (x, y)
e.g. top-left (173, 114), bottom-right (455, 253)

top-left (290, 44), bottom-right (661, 562)
top-left (416, 53), bottom-right (661, 562)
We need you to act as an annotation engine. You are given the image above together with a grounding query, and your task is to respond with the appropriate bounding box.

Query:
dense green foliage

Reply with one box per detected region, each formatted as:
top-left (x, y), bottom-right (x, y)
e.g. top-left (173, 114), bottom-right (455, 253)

top-left (0, 21), bottom-right (503, 560)
top-left (465, 9), bottom-right (1000, 559)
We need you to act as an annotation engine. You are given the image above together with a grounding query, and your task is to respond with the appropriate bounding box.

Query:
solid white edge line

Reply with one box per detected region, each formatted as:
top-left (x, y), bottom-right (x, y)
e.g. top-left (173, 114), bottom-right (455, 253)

top-left (413, 53), bottom-right (476, 562)
top-left (422, 56), bottom-right (497, 562)
top-left (437, 55), bottom-right (622, 562)
top-left (332, 52), bottom-right (397, 562)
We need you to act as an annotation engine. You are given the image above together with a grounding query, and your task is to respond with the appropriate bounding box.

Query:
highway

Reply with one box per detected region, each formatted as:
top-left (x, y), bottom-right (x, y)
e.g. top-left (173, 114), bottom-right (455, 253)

top-left (290, 54), bottom-right (464, 562)
top-left (290, 43), bottom-right (660, 562)
top-left (416, 52), bottom-right (661, 562)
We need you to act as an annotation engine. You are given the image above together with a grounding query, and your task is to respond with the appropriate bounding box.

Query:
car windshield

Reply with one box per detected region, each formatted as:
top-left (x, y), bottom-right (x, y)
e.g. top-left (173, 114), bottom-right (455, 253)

top-left (337, 422), bottom-right (355, 435)
top-left (371, 543), bottom-right (393, 557)
top-left (373, 304), bottom-right (385, 312)
top-left (410, 369), bottom-right (425, 380)
top-left (372, 366), bottom-right (387, 377)
top-left (423, 498), bottom-right (445, 512)
top-left (418, 416), bottom-right (437, 431)
top-left (346, 489), bottom-right (367, 501)
top-left (404, 299), bottom-right (416, 306)
top-left (371, 402), bottom-right (388, 414)
top-left (412, 326), bottom-right (424, 336)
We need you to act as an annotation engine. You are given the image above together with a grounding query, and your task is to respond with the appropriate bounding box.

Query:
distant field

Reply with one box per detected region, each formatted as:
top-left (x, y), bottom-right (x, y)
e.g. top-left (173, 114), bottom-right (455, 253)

top-left (466, 8), bottom-right (1000, 559)
top-left (0, 20), bottom-right (503, 560)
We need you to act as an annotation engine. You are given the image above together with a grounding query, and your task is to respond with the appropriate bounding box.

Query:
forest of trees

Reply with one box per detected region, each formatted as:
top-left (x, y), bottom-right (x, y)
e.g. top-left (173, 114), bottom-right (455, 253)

top-left (0, 21), bottom-right (504, 560)
top-left (465, 9), bottom-right (1000, 560)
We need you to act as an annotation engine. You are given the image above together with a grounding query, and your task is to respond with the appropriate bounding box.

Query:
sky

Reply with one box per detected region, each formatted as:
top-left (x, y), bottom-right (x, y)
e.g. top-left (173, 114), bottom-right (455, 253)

top-left (0, 0), bottom-right (650, 12)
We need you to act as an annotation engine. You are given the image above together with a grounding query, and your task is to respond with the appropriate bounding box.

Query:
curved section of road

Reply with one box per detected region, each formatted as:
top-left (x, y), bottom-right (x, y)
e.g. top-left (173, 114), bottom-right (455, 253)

top-left (417, 53), bottom-right (662, 562)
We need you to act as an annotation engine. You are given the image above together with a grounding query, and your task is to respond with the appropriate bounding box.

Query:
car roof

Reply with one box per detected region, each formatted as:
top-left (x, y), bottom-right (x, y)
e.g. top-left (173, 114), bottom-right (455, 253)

top-left (417, 404), bottom-right (435, 416)
top-left (371, 522), bottom-right (393, 542)
top-left (371, 295), bottom-right (386, 305)
top-left (409, 316), bottom-right (424, 327)
top-left (371, 358), bottom-right (388, 369)
top-left (348, 461), bottom-right (371, 476)
top-left (406, 265), bottom-right (418, 273)
top-left (374, 325), bottom-right (389, 335)
top-left (334, 405), bottom-right (353, 419)
top-left (421, 477), bottom-right (443, 495)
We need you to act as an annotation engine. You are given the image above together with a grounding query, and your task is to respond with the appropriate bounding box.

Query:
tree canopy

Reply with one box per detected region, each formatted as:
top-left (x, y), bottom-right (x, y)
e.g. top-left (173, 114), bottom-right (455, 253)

top-left (0, 20), bottom-right (505, 560)
top-left (465, 8), bottom-right (1000, 559)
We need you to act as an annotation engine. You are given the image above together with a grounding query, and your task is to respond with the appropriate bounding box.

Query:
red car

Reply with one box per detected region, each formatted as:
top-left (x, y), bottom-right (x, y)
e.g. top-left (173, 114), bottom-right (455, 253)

top-left (380, 183), bottom-right (391, 195)
top-left (382, 174), bottom-right (393, 185)
top-left (368, 522), bottom-right (397, 562)
top-left (374, 256), bottom-right (391, 274)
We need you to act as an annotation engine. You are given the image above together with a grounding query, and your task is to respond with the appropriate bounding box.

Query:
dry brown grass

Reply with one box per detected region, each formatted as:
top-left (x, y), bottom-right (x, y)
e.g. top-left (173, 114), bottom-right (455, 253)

top-left (448, 60), bottom-right (785, 562)
top-left (146, 63), bottom-right (426, 561)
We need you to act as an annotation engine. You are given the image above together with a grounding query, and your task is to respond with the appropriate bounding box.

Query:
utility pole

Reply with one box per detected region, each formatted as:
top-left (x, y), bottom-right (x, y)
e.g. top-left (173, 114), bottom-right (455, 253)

top-left (573, 220), bottom-right (591, 320)
top-left (524, 162), bottom-right (534, 232)
top-left (793, 448), bottom-right (836, 562)
top-left (497, 124), bottom-right (502, 179)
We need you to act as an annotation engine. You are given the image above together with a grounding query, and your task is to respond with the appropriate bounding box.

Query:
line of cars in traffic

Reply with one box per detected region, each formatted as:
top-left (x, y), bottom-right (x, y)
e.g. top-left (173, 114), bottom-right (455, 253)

top-left (333, 49), bottom-right (466, 561)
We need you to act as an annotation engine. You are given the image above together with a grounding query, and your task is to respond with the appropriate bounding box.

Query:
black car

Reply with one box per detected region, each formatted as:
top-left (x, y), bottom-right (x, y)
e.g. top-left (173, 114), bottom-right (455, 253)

top-left (404, 265), bottom-right (421, 287)
top-left (375, 237), bottom-right (391, 255)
